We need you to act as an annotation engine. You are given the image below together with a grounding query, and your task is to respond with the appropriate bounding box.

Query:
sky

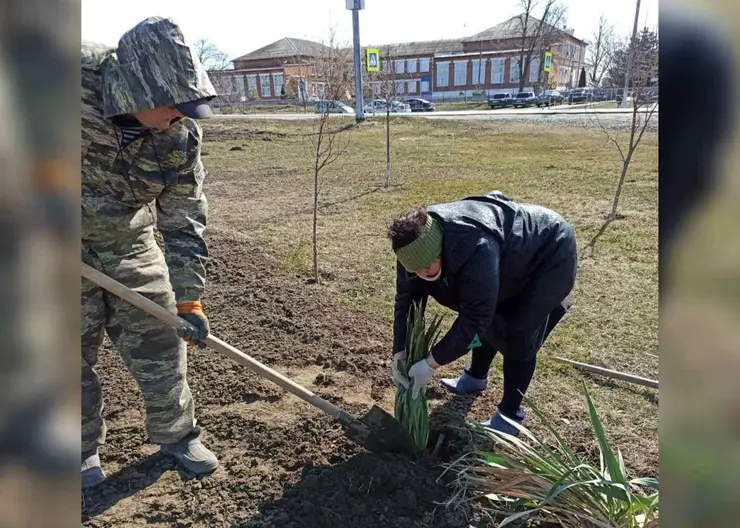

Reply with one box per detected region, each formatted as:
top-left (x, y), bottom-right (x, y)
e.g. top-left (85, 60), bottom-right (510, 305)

top-left (81, 0), bottom-right (658, 62)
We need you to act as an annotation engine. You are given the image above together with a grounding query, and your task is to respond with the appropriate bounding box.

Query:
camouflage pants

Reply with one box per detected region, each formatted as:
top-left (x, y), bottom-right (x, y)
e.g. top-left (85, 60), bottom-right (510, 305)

top-left (81, 228), bottom-right (195, 454)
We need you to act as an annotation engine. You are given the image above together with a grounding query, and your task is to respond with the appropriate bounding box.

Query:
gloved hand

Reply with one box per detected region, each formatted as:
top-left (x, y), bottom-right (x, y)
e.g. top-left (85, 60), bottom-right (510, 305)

top-left (176, 301), bottom-right (209, 348)
top-left (391, 351), bottom-right (407, 387)
top-left (405, 357), bottom-right (437, 399)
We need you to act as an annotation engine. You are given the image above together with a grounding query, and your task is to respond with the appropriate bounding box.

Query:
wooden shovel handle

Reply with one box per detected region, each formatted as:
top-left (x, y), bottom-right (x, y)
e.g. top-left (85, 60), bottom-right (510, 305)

top-left (554, 356), bottom-right (659, 389)
top-left (81, 262), bottom-right (345, 420)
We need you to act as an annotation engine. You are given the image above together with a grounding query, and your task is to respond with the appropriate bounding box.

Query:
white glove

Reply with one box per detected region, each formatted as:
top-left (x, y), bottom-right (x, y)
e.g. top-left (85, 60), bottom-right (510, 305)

top-left (407, 358), bottom-right (437, 399)
top-left (392, 351), bottom-right (408, 387)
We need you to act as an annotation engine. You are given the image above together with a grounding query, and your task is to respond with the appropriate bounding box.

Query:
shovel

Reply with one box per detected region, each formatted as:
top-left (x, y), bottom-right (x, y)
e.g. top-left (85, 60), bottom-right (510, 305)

top-left (81, 262), bottom-right (416, 456)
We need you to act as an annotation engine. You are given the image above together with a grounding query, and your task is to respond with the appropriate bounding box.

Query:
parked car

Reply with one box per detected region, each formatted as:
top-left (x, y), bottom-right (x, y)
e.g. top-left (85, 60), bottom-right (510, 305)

top-left (592, 89), bottom-right (608, 102)
top-left (535, 90), bottom-right (563, 107)
top-left (543, 90), bottom-right (564, 104)
top-left (634, 88), bottom-right (659, 104)
top-left (488, 93), bottom-right (513, 109)
top-left (568, 88), bottom-right (593, 104)
top-left (512, 91), bottom-right (536, 108)
top-left (363, 99), bottom-right (411, 114)
top-left (391, 100), bottom-right (412, 113)
top-left (406, 98), bottom-right (435, 112)
top-left (315, 100), bottom-right (354, 114)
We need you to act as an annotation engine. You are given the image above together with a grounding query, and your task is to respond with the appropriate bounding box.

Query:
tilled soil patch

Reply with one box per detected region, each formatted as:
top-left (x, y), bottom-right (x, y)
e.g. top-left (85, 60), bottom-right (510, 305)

top-left (81, 231), bottom-right (486, 527)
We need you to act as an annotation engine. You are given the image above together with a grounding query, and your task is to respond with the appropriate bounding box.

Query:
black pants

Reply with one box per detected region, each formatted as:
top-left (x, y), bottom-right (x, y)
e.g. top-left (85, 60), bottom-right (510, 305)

top-left (467, 299), bottom-right (570, 419)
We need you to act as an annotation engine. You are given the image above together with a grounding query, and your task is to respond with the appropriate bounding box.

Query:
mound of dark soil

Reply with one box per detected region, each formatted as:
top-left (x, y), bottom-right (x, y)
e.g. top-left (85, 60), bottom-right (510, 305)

top-left (82, 231), bottom-right (487, 527)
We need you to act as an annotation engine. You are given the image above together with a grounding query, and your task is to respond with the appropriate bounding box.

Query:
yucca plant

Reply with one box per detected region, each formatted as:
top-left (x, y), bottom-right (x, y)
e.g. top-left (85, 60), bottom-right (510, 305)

top-left (395, 300), bottom-right (445, 453)
top-left (440, 382), bottom-right (659, 527)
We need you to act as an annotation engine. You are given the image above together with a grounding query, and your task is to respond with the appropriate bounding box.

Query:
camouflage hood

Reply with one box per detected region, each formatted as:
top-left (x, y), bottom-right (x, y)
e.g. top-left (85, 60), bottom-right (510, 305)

top-left (101, 17), bottom-right (217, 118)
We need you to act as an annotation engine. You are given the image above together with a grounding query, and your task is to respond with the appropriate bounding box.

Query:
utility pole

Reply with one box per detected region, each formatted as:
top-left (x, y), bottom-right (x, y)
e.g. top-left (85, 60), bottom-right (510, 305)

top-left (619, 0), bottom-right (641, 108)
top-left (347, 0), bottom-right (365, 122)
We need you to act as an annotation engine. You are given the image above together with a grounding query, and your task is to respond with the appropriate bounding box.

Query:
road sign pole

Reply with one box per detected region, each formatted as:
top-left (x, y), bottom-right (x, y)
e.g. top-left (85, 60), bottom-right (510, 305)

top-left (352, 8), bottom-right (364, 122)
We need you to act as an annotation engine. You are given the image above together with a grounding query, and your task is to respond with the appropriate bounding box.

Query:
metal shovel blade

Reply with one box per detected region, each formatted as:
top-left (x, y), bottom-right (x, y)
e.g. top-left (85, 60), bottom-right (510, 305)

top-left (338, 405), bottom-right (416, 456)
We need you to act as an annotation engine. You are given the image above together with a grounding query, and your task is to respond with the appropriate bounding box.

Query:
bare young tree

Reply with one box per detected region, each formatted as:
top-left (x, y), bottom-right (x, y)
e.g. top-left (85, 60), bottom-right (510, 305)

top-left (368, 47), bottom-right (403, 188)
top-left (514, 0), bottom-right (567, 92)
top-left (193, 39), bottom-right (241, 110)
top-left (588, 27), bottom-right (659, 251)
top-left (193, 38), bottom-right (231, 71)
top-left (604, 28), bottom-right (658, 91)
top-left (587, 14), bottom-right (615, 87)
top-left (307, 34), bottom-right (354, 284)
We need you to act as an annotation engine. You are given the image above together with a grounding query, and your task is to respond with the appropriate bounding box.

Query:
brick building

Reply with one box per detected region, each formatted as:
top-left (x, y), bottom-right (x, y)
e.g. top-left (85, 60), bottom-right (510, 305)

top-left (216, 15), bottom-right (587, 103)
top-left (366, 16), bottom-right (588, 100)
top-left (212, 37), bottom-right (330, 101)
top-left (363, 39), bottom-right (462, 99)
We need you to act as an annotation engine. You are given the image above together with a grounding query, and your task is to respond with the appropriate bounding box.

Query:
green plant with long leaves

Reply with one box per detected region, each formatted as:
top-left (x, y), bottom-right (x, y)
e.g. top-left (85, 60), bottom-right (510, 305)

top-left (440, 382), bottom-right (658, 527)
top-left (395, 301), bottom-right (445, 453)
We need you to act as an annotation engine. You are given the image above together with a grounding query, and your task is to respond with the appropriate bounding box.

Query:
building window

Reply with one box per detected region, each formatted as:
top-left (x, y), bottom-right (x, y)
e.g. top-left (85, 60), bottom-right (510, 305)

top-left (395, 60), bottom-right (405, 74)
top-left (420, 80), bottom-right (430, 93)
top-left (407, 59), bottom-right (417, 73)
top-left (273, 73), bottom-right (284, 96)
top-left (247, 75), bottom-right (258, 97)
top-left (312, 82), bottom-right (326, 98)
top-left (510, 57), bottom-right (521, 84)
top-left (376, 81), bottom-right (384, 97)
top-left (472, 59), bottom-right (485, 86)
top-left (407, 80), bottom-right (417, 93)
top-left (382, 60), bottom-right (391, 73)
top-left (259, 74), bottom-right (271, 97)
top-left (395, 80), bottom-right (405, 95)
top-left (235, 75), bottom-right (246, 96)
top-left (490, 58), bottom-right (505, 84)
top-left (529, 58), bottom-right (540, 83)
top-left (454, 61), bottom-right (467, 86)
top-left (559, 67), bottom-right (570, 86)
top-left (419, 58), bottom-right (430, 72)
top-left (436, 62), bottom-right (449, 87)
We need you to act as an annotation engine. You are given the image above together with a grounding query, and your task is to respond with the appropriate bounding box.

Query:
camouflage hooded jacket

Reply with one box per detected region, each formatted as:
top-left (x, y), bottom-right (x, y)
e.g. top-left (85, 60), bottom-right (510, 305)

top-left (81, 17), bottom-right (217, 303)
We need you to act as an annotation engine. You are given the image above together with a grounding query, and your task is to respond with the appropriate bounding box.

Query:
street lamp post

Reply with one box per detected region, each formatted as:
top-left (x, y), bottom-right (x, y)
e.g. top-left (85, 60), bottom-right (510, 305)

top-left (346, 0), bottom-right (365, 122)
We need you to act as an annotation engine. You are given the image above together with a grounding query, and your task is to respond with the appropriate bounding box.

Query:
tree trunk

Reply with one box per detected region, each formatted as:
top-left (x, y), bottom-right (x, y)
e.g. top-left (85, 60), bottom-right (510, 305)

top-left (610, 93), bottom-right (641, 218)
top-left (385, 109), bottom-right (391, 188)
top-left (610, 152), bottom-right (632, 219)
top-left (312, 122), bottom-right (323, 285)
top-left (518, 54), bottom-right (526, 92)
top-left (312, 163), bottom-right (320, 284)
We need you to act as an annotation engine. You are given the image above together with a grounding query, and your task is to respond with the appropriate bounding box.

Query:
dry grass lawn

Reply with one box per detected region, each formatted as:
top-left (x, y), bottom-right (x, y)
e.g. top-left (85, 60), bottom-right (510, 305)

top-left (201, 117), bottom-right (659, 477)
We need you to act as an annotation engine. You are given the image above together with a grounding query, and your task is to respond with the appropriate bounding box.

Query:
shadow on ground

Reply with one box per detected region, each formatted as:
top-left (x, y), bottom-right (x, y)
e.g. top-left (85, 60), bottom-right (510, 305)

top-left (81, 451), bottom-right (197, 521)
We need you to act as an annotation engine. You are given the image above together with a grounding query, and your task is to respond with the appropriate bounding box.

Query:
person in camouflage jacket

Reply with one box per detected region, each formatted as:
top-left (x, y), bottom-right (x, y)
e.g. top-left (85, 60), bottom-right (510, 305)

top-left (81, 17), bottom-right (218, 489)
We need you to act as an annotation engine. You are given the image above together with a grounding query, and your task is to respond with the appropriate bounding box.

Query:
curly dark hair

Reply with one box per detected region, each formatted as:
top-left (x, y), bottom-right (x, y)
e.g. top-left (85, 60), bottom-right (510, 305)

top-left (387, 206), bottom-right (428, 251)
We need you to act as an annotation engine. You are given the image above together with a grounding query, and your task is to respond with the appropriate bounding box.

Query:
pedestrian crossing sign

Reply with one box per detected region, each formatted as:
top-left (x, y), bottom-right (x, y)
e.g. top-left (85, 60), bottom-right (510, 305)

top-left (366, 48), bottom-right (380, 72)
top-left (543, 51), bottom-right (552, 73)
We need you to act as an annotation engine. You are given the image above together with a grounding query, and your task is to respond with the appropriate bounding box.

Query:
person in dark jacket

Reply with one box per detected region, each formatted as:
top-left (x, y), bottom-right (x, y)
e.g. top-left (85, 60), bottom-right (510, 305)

top-left (389, 191), bottom-right (577, 435)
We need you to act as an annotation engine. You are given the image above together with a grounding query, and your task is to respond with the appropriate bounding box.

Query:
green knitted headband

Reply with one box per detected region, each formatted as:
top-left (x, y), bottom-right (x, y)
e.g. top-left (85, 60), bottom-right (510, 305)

top-left (395, 215), bottom-right (443, 272)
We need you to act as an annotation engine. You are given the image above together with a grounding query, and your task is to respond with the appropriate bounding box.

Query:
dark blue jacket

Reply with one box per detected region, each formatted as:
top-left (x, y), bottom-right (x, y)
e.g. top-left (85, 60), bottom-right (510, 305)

top-left (393, 191), bottom-right (576, 365)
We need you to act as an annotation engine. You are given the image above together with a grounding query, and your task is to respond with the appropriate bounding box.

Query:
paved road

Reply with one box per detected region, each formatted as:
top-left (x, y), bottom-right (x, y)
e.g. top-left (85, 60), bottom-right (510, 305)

top-left (212, 103), bottom-right (658, 132)
top-left (214, 103), bottom-right (657, 120)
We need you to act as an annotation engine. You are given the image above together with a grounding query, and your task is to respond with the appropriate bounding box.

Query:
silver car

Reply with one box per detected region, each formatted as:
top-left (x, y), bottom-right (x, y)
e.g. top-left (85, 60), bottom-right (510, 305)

top-left (314, 100), bottom-right (354, 114)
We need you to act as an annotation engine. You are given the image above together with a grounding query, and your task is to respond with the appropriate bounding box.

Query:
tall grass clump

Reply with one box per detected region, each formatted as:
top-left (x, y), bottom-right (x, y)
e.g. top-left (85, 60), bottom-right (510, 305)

top-left (395, 301), bottom-right (445, 453)
top-left (441, 383), bottom-right (659, 527)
